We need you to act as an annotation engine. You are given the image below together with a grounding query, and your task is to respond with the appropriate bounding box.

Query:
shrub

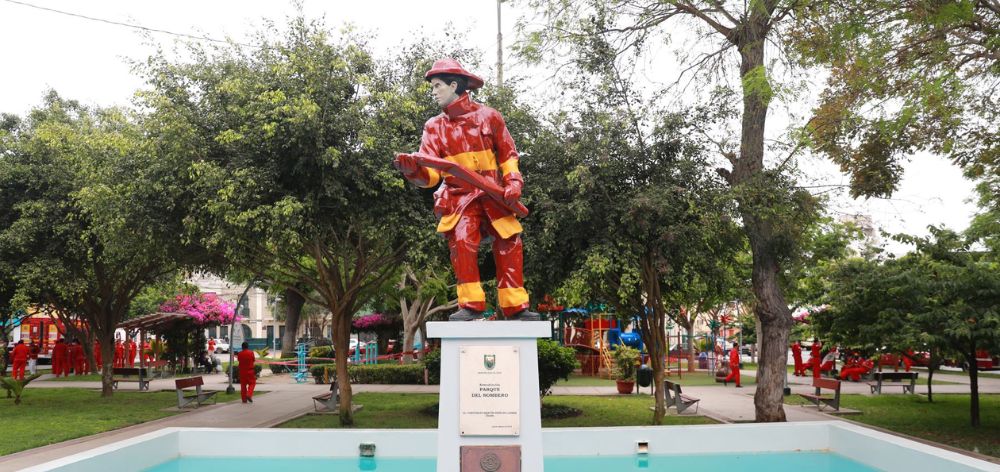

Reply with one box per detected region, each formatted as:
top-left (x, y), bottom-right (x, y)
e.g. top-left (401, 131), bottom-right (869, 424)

top-left (421, 341), bottom-right (576, 395)
top-left (612, 345), bottom-right (640, 381)
top-left (309, 346), bottom-right (334, 358)
top-left (273, 357), bottom-right (330, 375)
top-left (422, 348), bottom-right (441, 385)
top-left (538, 339), bottom-right (577, 397)
top-left (349, 363), bottom-right (425, 384)
top-left (309, 363), bottom-right (425, 384)
top-left (311, 364), bottom-right (336, 383)
top-left (228, 364), bottom-right (263, 383)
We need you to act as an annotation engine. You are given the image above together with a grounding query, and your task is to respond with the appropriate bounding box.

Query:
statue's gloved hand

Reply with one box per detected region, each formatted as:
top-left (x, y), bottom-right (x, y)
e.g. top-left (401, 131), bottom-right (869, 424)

top-left (394, 153), bottom-right (418, 175)
top-left (503, 179), bottom-right (522, 205)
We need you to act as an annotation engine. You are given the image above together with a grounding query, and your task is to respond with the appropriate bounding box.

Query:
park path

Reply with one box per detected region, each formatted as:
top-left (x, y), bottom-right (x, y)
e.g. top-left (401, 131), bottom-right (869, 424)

top-left (5, 367), bottom-right (999, 470)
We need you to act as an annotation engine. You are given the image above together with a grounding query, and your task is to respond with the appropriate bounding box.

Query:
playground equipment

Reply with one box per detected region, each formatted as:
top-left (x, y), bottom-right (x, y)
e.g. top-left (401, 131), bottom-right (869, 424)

top-left (291, 343), bottom-right (309, 383)
top-left (560, 308), bottom-right (618, 378)
top-left (353, 341), bottom-right (378, 365)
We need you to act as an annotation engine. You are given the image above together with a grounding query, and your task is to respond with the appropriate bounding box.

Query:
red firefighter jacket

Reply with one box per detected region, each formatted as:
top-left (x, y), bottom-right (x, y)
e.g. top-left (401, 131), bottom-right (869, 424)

top-left (237, 349), bottom-right (256, 373)
top-left (11, 344), bottom-right (29, 363)
top-left (404, 92), bottom-right (524, 239)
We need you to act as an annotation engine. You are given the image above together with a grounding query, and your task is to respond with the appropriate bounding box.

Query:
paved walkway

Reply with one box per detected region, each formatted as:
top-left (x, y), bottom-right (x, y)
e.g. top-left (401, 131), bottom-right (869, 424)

top-left (3, 368), bottom-right (998, 470)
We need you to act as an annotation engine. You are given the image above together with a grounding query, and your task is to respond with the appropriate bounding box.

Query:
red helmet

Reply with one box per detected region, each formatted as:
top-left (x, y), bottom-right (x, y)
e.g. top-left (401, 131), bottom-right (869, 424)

top-left (424, 58), bottom-right (484, 90)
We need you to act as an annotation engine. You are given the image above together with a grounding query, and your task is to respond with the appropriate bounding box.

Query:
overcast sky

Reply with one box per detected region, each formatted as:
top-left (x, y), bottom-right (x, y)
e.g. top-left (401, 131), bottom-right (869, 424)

top-left (0, 0), bottom-right (981, 254)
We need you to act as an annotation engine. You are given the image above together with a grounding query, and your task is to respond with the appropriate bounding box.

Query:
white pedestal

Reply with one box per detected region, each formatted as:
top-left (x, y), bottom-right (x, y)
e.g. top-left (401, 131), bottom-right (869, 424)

top-left (427, 321), bottom-right (551, 472)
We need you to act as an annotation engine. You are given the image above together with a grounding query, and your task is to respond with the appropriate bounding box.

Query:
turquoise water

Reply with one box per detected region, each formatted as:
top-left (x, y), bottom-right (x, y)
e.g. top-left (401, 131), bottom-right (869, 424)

top-left (144, 451), bottom-right (878, 471)
top-left (546, 451), bottom-right (880, 471)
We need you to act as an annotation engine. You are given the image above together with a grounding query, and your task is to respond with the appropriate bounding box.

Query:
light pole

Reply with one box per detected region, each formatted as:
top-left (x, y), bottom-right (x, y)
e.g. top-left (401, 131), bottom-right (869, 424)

top-left (227, 282), bottom-right (255, 395)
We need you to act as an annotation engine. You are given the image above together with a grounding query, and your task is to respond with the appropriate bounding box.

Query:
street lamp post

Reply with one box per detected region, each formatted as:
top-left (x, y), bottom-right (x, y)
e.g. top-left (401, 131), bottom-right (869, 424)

top-left (227, 282), bottom-right (255, 395)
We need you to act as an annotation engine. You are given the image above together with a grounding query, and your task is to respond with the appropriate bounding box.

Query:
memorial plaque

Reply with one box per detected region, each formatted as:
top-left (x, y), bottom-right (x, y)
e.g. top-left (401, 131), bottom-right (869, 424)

top-left (459, 345), bottom-right (519, 436)
top-left (460, 445), bottom-right (521, 472)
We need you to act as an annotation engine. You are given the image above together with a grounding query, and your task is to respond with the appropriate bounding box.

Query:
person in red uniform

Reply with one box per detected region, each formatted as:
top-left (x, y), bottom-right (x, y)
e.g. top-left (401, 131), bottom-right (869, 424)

top-left (723, 342), bottom-right (741, 387)
top-left (236, 342), bottom-right (256, 403)
top-left (92, 340), bottom-right (102, 373)
top-left (791, 340), bottom-right (804, 376)
top-left (52, 338), bottom-right (68, 377)
top-left (902, 348), bottom-right (914, 372)
top-left (126, 338), bottom-right (137, 368)
top-left (839, 352), bottom-right (873, 381)
top-left (208, 338), bottom-right (216, 354)
top-left (810, 338), bottom-right (822, 381)
top-left (71, 339), bottom-right (87, 375)
top-left (394, 58), bottom-right (538, 322)
top-left (114, 339), bottom-right (125, 368)
top-left (142, 340), bottom-right (152, 364)
top-left (10, 340), bottom-right (29, 380)
top-left (28, 339), bottom-right (40, 375)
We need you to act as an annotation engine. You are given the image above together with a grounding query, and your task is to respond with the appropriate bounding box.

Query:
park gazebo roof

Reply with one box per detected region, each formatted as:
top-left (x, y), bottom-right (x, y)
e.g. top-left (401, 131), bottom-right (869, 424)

top-left (118, 312), bottom-right (193, 332)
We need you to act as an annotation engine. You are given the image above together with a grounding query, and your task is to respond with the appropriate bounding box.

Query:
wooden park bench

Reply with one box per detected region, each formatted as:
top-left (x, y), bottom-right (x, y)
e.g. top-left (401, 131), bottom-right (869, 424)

top-left (868, 371), bottom-right (918, 394)
top-left (664, 379), bottom-right (700, 414)
top-left (312, 377), bottom-right (339, 412)
top-left (112, 367), bottom-right (150, 391)
top-left (799, 377), bottom-right (841, 411)
top-left (174, 376), bottom-right (218, 409)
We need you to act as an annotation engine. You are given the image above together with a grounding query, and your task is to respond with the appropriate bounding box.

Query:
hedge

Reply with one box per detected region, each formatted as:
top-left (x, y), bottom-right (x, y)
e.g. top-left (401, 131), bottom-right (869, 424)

top-left (309, 363), bottom-right (426, 385)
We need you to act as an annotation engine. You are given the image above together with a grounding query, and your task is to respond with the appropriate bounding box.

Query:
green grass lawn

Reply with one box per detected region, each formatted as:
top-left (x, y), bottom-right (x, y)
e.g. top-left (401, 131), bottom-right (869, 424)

top-left (277, 393), bottom-right (716, 429)
top-left (44, 373), bottom-right (103, 382)
top-left (554, 373), bottom-right (616, 387)
top-left (785, 394), bottom-right (1000, 458)
top-left (0, 387), bottom-right (243, 455)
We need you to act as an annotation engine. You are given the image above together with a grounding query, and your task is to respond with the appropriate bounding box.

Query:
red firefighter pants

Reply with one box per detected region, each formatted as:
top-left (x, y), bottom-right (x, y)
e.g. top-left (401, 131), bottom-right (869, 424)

top-left (240, 374), bottom-right (256, 402)
top-left (12, 361), bottom-right (26, 380)
top-left (724, 363), bottom-right (741, 386)
top-left (447, 201), bottom-right (529, 317)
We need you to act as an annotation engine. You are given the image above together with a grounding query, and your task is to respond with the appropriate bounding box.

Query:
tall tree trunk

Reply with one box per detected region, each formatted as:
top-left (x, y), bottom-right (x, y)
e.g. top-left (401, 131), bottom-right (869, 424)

top-left (686, 325), bottom-right (696, 372)
top-left (731, 35), bottom-right (794, 423)
top-left (332, 309), bottom-right (355, 425)
top-left (280, 288), bottom-right (305, 358)
top-left (99, 326), bottom-right (116, 397)
top-left (639, 256), bottom-right (668, 424)
top-left (965, 346), bottom-right (980, 427)
top-left (402, 323), bottom-right (420, 364)
top-left (926, 348), bottom-right (936, 402)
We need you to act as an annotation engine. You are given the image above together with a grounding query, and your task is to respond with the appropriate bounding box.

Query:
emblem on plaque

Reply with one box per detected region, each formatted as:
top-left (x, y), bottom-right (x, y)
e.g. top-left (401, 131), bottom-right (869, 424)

top-left (479, 452), bottom-right (501, 471)
top-left (484, 354), bottom-right (496, 370)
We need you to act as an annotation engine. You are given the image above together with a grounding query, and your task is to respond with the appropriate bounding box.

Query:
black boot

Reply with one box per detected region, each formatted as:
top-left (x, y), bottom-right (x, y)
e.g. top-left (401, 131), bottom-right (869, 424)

top-left (448, 308), bottom-right (482, 321)
top-left (508, 310), bottom-right (541, 321)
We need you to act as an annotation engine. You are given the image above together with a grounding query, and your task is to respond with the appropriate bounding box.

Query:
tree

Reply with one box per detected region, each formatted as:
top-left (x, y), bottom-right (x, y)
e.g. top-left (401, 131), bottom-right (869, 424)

top-left (395, 265), bottom-right (457, 363)
top-left (526, 69), bottom-right (739, 423)
top-left (139, 18), bottom-right (445, 424)
top-left (819, 228), bottom-right (1000, 427)
top-left (793, 0), bottom-right (999, 200)
top-left (0, 93), bottom-right (203, 396)
top-left (517, 0), bottom-right (823, 421)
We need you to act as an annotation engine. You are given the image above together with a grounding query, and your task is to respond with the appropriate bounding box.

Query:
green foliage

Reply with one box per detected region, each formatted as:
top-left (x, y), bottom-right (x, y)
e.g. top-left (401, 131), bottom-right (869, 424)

top-left (308, 346), bottom-right (334, 358)
top-left (421, 348), bottom-right (442, 385)
top-left (818, 227), bottom-right (1000, 426)
top-left (537, 339), bottom-right (577, 397)
top-left (0, 93), bottom-right (204, 395)
top-left (610, 345), bottom-right (639, 381)
top-left (793, 1), bottom-right (999, 198)
top-left (227, 364), bottom-right (263, 383)
top-left (309, 363), bottom-right (425, 385)
top-left (0, 373), bottom-right (44, 405)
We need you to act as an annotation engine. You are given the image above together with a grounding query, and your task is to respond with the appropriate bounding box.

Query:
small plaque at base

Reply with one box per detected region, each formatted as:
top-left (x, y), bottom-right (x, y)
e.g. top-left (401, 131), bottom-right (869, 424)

top-left (460, 445), bottom-right (521, 472)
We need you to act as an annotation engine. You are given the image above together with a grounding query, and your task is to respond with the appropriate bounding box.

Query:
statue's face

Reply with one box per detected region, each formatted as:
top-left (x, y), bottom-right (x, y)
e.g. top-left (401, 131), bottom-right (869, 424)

top-left (429, 77), bottom-right (459, 107)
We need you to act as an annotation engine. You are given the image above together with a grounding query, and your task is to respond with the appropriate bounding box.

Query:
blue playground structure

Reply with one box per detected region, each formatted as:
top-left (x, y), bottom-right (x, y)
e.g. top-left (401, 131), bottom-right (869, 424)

top-left (292, 343), bottom-right (309, 383)
top-left (353, 341), bottom-right (378, 365)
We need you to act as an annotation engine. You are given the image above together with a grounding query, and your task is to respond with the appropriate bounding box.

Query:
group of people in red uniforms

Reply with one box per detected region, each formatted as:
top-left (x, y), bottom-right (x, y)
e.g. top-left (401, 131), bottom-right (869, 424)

top-left (50, 338), bottom-right (95, 377)
top-left (791, 339), bottom-right (877, 381)
top-left (7, 334), bottom-right (167, 379)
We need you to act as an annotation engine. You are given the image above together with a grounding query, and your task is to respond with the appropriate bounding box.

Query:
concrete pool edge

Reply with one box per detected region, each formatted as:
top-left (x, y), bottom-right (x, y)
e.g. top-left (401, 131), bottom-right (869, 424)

top-left (24, 422), bottom-right (1000, 472)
